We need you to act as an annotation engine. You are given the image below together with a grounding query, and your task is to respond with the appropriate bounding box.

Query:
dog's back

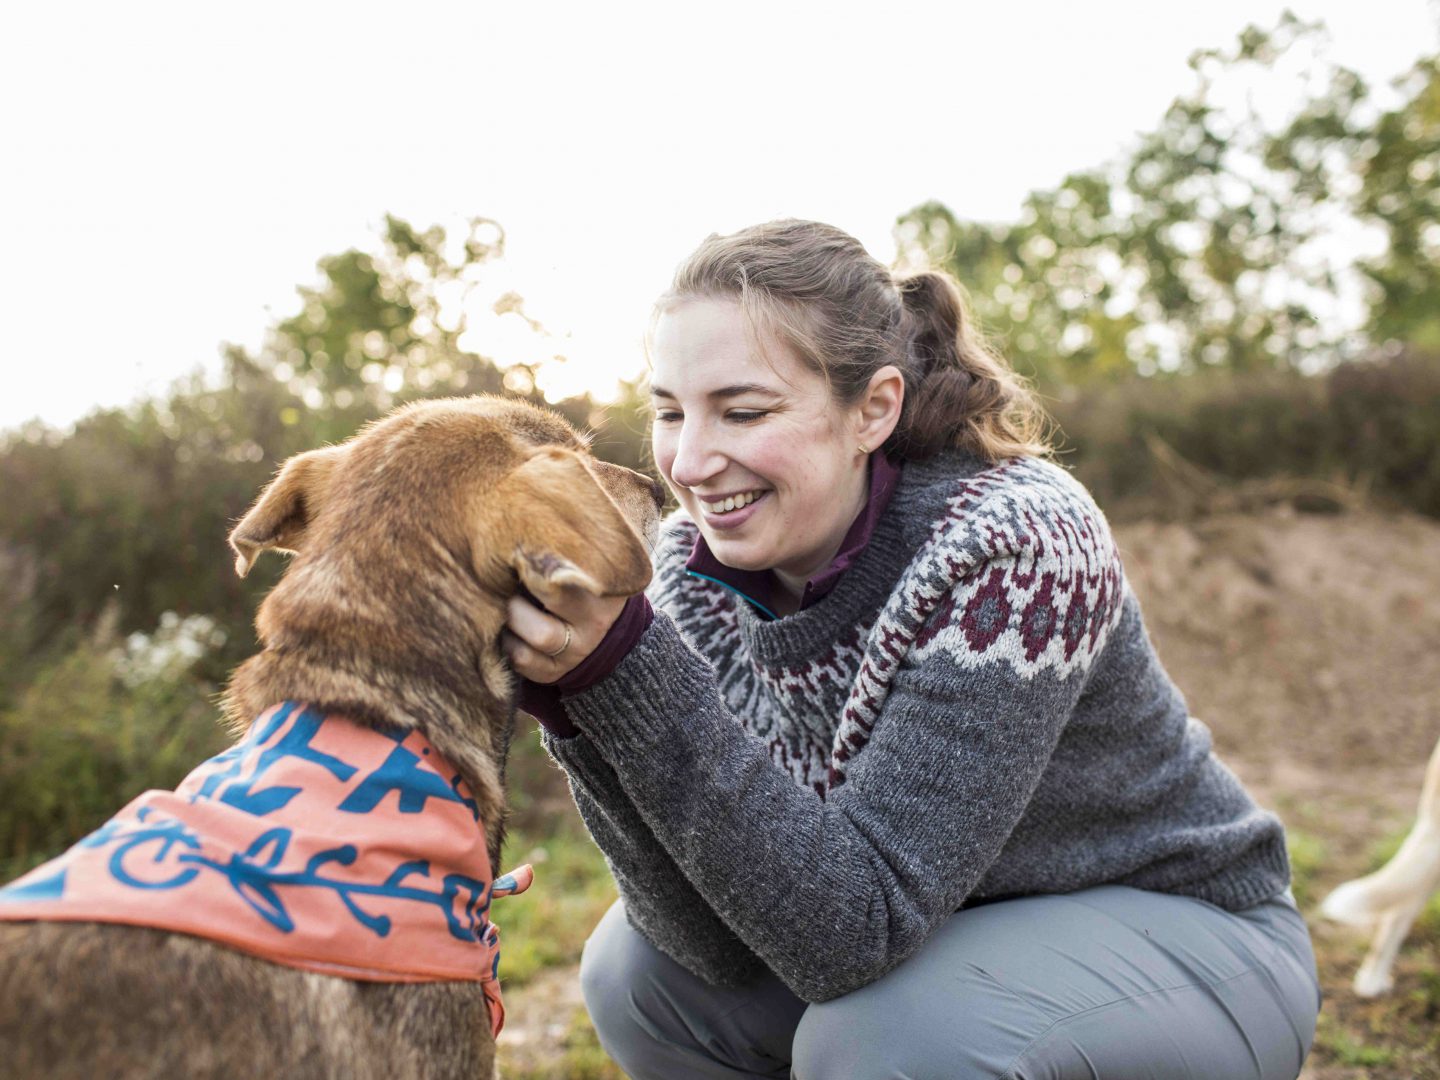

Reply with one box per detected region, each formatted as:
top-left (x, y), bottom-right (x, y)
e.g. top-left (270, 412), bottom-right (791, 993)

top-left (0, 922), bottom-right (493, 1079)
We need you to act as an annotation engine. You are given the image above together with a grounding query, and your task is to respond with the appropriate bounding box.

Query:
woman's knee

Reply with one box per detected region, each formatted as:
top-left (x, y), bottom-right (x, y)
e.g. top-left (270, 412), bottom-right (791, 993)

top-left (578, 902), bottom-right (649, 1037)
top-left (579, 901), bottom-right (805, 1079)
top-left (578, 902), bottom-right (724, 1053)
top-left (792, 997), bottom-right (879, 1079)
top-left (792, 988), bottom-right (1014, 1080)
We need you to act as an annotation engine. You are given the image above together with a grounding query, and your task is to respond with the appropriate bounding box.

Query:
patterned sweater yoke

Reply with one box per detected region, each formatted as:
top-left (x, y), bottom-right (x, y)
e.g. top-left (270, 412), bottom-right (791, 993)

top-left (650, 455), bottom-right (1127, 794)
top-left (544, 451), bottom-right (1291, 1003)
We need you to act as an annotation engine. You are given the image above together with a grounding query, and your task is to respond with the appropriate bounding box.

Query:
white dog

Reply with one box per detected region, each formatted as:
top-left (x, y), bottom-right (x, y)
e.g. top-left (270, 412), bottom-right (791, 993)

top-left (1320, 736), bottom-right (1440, 996)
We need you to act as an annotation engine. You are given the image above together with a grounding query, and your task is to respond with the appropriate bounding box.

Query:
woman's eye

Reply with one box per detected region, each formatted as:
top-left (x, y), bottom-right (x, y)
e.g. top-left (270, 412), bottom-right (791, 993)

top-left (727, 411), bottom-right (766, 424)
top-left (651, 410), bottom-right (682, 423)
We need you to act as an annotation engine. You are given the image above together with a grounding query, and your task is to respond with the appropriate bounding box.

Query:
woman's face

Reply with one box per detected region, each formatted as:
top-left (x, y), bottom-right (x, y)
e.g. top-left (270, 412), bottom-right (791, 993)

top-left (649, 298), bottom-right (872, 592)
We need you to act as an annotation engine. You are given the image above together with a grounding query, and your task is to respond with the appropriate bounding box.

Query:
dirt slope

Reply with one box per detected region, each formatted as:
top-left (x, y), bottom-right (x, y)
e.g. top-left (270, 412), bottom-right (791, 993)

top-left (1119, 508), bottom-right (1440, 775)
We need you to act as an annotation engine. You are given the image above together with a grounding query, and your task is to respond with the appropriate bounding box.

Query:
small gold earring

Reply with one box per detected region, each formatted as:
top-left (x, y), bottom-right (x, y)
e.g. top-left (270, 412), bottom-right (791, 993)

top-left (857, 444), bottom-right (869, 455)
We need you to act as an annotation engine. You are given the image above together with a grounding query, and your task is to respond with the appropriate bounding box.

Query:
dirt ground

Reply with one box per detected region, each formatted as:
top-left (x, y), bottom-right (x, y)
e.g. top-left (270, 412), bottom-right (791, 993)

top-left (499, 506), bottom-right (1440, 1078)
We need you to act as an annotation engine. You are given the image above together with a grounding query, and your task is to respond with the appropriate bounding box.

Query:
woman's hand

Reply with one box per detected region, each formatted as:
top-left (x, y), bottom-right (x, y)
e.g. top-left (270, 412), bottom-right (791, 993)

top-left (502, 586), bottom-right (627, 685)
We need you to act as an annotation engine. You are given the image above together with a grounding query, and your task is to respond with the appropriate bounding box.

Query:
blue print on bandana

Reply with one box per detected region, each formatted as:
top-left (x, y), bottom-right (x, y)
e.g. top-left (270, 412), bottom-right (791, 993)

top-left (338, 743), bottom-right (477, 819)
top-left (211, 704), bottom-right (359, 817)
top-left (0, 866), bottom-right (67, 903)
top-left (76, 796), bottom-right (492, 943)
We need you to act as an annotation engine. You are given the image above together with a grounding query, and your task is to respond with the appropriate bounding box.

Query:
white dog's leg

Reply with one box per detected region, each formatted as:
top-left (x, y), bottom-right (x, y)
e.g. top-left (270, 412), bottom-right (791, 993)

top-left (1352, 894), bottom-right (1428, 997)
top-left (1321, 822), bottom-right (1440, 925)
top-left (1321, 736), bottom-right (1440, 997)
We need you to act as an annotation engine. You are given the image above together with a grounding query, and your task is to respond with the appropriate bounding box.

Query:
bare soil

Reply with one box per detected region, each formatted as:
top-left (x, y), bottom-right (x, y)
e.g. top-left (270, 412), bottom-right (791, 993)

top-left (499, 507), bottom-right (1440, 1078)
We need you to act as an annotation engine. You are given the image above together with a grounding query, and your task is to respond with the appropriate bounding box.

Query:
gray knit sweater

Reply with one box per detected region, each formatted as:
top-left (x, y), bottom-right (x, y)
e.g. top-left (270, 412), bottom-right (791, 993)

top-left (542, 450), bottom-right (1290, 1003)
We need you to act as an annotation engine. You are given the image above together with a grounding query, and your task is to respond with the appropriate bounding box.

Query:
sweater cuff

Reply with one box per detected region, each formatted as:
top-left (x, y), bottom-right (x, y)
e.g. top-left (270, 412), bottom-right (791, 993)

top-left (517, 680), bottom-right (575, 738)
top-left (517, 594), bottom-right (654, 739)
top-left (559, 593), bottom-right (654, 693)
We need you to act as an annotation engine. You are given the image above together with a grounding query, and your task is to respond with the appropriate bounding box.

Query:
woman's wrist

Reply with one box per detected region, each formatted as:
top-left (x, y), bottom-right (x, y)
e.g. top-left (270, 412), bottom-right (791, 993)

top-left (556, 593), bottom-right (654, 693)
top-left (519, 593), bottom-right (654, 737)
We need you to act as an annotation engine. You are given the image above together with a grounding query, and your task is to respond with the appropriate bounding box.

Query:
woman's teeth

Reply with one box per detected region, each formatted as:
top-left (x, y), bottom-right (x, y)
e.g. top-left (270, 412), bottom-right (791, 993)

top-left (700, 491), bottom-right (763, 515)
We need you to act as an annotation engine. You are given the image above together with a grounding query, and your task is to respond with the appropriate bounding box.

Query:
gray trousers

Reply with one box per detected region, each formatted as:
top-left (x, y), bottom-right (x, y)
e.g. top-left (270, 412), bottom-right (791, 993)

top-left (579, 886), bottom-right (1320, 1079)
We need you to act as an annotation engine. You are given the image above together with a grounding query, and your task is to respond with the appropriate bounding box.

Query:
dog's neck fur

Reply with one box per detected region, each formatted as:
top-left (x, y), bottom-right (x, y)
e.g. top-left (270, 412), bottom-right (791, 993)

top-left (222, 548), bottom-right (518, 876)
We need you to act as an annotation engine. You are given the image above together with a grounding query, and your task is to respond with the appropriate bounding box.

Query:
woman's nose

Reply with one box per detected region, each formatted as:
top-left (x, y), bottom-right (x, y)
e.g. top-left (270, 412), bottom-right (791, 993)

top-left (667, 424), bottom-right (723, 489)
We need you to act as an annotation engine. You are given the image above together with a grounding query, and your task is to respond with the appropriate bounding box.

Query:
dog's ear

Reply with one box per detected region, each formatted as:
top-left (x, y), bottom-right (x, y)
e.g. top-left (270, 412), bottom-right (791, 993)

top-left (498, 448), bottom-right (652, 601)
top-left (229, 445), bottom-right (347, 578)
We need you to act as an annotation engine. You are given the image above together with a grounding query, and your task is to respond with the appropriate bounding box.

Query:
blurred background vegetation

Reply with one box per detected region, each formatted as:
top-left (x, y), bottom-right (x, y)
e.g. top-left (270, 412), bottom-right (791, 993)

top-left (0, 16), bottom-right (1437, 1074)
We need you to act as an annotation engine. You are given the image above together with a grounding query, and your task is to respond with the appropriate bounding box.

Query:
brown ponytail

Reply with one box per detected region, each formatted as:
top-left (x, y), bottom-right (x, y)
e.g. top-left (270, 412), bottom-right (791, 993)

top-left (655, 219), bottom-right (1052, 464)
top-left (890, 270), bottom-right (1051, 462)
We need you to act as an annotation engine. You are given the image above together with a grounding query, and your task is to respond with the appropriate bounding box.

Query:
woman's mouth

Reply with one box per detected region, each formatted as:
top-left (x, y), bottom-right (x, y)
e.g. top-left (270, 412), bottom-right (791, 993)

top-left (698, 490), bottom-right (764, 514)
top-left (696, 489), bottom-right (770, 529)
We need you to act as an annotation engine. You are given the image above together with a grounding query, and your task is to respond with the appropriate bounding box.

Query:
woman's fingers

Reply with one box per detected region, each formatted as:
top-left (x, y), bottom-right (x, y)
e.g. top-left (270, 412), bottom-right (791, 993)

top-left (506, 594), bottom-right (571, 658)
top-left (504, 588), bottom-right (629, 685)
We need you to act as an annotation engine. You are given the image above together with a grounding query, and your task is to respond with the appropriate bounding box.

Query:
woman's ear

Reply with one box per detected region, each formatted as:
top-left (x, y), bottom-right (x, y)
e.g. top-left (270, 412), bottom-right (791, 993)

top-left (854, 365), bottom-right (905, 451)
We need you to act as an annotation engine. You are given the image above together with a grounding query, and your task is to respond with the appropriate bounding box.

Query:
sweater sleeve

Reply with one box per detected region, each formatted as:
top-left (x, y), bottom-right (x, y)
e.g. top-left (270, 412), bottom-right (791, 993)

top-left (561, 513), bottom-right (1123, 1002)
top-left (535, 509), bottom-right (770, 986)
top-left (540, 728), bottom-right (767, 987)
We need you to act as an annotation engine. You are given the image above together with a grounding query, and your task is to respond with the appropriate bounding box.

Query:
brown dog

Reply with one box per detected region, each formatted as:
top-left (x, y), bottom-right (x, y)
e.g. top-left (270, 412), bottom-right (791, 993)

top-left (0, 395), bottom-right (661, 1079)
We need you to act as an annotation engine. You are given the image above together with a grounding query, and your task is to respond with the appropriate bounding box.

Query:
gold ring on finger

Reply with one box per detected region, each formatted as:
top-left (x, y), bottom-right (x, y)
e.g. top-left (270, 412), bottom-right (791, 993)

top-left (543, 623), bottom-right (573, 660)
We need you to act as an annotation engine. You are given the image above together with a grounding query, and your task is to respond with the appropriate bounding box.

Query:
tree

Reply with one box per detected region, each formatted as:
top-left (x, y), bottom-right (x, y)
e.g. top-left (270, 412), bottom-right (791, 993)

top-left (261, 215), bottom-right (510, 419)
top-left (895, 15), bottom-right (1439, 389)
top-left (0, 215), bottom-right (654, 674)
top-left (1354, 55), bottom-right (1440, 350)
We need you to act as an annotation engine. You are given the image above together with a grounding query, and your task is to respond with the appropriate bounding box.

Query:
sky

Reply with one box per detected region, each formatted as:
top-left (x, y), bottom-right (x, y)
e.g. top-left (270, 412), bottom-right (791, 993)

top-left (1, 0), bottom-right (1436, 433)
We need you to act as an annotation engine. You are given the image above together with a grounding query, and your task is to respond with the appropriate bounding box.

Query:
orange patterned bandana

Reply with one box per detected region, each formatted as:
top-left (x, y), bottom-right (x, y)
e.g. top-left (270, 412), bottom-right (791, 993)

top-left (0, 701), bottom-right (533, 1036)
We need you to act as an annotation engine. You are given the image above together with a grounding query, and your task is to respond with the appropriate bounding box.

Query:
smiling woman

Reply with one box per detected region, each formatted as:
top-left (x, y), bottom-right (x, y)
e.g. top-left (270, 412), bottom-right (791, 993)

top-left (647, 299), bottom-right (901, 614)
top-left (503, 219), bottom-right (1320, 1079)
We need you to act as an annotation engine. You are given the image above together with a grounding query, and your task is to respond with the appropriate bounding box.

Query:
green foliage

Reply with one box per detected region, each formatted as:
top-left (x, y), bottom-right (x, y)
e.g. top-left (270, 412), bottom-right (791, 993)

top-left (1356, 56), bottom-right (1440, 351)
top-left (896, 17), bottom-right (1440, 389)
top-left (0, 613), bottom-right (227, 881)
top-left (1051, 349), bottom-right (1440, 521)
top-left (1316, 1013), bottom-right (1400, 1068)
top-left (268, 214), bottom-right (510, 410)
top-left (493, 813), bottom-right (618, 988)
top-left (0, 369), bottom-right (306, 670)
top-left (1284, 828), bottom-right (1326, 910)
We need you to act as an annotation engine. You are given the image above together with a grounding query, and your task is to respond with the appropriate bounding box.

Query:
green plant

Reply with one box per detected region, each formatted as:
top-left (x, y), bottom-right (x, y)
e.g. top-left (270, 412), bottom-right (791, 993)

top-left (1286, 828), bottom-right (1326, 910)
top-left (495, 815), bottom-right (618, 989)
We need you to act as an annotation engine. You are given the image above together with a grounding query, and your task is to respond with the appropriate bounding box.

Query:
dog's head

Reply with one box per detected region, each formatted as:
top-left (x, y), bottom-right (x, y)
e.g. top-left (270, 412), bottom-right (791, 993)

top-left (222, 396), bottom-right (660, 870)
top-left (229, 395), bottom-right (661, 609)
top-left (228, 394), bottom-right (662, 676)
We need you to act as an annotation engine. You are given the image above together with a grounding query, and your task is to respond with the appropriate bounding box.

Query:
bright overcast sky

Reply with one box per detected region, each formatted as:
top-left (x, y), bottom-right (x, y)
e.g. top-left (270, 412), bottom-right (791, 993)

top-left (1, 0), bottom-right (1436, 433)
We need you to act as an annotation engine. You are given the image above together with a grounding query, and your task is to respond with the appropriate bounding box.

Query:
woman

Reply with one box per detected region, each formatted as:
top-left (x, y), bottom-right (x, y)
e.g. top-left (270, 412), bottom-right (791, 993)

top-left (504, 220), bottom-right (1321, 1078)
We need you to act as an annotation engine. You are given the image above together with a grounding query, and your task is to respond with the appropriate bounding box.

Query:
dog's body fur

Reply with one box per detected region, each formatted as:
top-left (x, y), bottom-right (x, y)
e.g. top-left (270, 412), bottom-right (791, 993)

top-left (0, 396), bottom-right (661, 1078)
top-left (1321, 735), bottom-right (1440, 997)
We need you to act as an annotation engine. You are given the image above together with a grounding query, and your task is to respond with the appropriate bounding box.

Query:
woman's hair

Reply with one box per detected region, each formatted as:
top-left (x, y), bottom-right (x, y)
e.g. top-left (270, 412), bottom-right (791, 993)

top-left (653, 218), bottom-right (1051, 462)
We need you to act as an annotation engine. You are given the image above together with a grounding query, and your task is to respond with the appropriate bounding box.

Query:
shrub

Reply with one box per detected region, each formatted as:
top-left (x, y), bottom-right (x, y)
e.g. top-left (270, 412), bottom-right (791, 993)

top-left (0, 613), bottom-right (227, 880)
top-left (1051, 348), bottom-right (1440, 519)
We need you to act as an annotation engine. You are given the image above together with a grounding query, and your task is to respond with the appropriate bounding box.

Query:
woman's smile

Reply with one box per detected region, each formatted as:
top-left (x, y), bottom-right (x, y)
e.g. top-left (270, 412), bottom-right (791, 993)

top-left (695, 489), bottom-right (771, 529)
